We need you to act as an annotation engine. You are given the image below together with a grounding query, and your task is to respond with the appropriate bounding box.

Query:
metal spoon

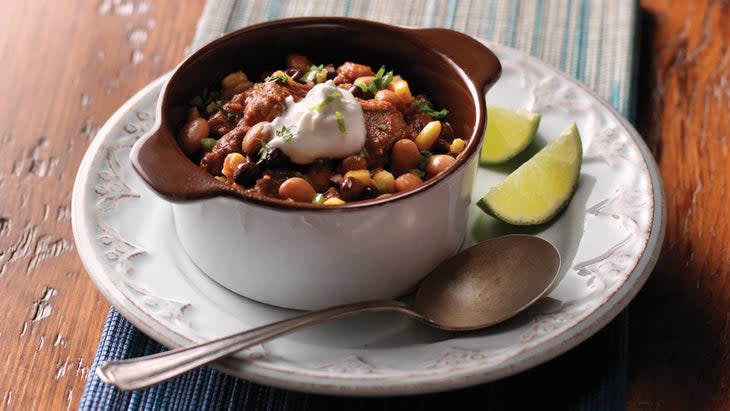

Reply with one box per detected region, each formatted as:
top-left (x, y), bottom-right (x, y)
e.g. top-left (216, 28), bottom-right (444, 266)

top-left (97, 234), bottom-right (560, 391)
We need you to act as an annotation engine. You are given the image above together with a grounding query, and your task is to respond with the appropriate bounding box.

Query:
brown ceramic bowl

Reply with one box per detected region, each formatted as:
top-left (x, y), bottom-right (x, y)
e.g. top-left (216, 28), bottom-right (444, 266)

top-left (131, 17), bottom-right (501, 309)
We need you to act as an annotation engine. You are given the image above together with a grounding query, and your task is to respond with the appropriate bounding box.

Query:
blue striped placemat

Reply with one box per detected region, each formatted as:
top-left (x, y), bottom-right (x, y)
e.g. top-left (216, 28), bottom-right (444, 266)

top-left (81, 1), bottom-right (638, 409)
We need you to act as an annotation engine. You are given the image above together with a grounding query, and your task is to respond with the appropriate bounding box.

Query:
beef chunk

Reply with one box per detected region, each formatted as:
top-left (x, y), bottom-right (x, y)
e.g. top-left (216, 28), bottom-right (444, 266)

top-left (404, 110), bottom-right (434, 140)
top-left (359, 98), bottom-right (409, 167)
top-left (243, 82), bottom-right (292, 126)
top-left (200, 125), bottom-right (249, 175)
top-left (333, 62), bottom-right (375, 85)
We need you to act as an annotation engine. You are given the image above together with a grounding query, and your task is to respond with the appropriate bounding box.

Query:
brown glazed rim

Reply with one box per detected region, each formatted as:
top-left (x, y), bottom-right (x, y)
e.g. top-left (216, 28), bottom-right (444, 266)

top-left (130, 17), bottom-right (502, 211)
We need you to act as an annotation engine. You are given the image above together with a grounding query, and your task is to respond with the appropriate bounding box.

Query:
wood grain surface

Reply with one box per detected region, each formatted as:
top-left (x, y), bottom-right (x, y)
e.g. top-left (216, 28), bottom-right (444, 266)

top-left (628, 1), bottom-right (730, 410)
top-left (0, 1), bottom-right (203, 409)
top-left (0, 1), bottom-right (728, 410)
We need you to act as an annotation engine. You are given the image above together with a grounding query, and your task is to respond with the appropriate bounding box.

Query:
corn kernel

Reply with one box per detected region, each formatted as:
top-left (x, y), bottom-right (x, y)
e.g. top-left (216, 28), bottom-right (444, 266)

top-left (387, 75), bottom-right (403, 88)
top-left (268, 70), bottom-right (288, 81)
top-left (344, 169), bottom-right (373, 186)
top-left (222, 70), bottom-right (248, 89)
top-left (323, 197), bottom-right (345, 205)
top-left (315, 68), bottom-right (328, 84)
top-left (450, 138), bottom-right (466, 154)
top-left (372, 169), bottom-right (395, 193)
top-left (222, 152), bottom-right (245, 178)
top-left (390, 79), bottom-right (412, 101)
top-left (414, 121), bottom-right (442, 151)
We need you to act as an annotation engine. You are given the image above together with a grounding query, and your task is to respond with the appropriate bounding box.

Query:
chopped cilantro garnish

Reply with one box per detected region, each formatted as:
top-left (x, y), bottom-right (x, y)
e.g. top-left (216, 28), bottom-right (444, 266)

top-left (299, 64), bottom-right (325, 83)
top-left (224, 109), bottom-right (236, 122)
top-left (409, 169), bottom-right (426, 178)
top-left (309, 91), bottom-right (342, 111)
top-left (265, 74), bottom-right (289, 83)
top-left (276, 125), bottom-right (296, 142)
top-left (418, 150), bottom-right (433, 170)
top-left (377, 123), bottom-right (388, 131)
top-left (359, 147), bottom-right (369, 158)
top-left (201, 138), bottom-right (217, 152)
top-left (376, 67), bottom-right (394, 89)
top-left (256, 140), bottom-right (270, 164)
top-left (415, 100), bottom-right (448, 119)
top-left (335, 111), bottom-right (346, 134)
top-left (189, 88), bottom-right (222, 112)
top-left (357, 66), bottom-right (394, 94)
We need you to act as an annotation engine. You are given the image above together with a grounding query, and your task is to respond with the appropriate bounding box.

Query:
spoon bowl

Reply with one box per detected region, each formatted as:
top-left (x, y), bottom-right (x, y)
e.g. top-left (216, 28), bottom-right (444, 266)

top-left (414, 234), bottom-right (561, 330)
top-left (97, 234), bottom-right (560, 391)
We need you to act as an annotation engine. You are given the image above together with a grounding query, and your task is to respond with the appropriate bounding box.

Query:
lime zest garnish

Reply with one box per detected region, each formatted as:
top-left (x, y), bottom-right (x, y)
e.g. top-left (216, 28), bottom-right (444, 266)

top-left (309, 91), bottom-right (342, 111)
top-left (335, 111), bottom-right (346, 134)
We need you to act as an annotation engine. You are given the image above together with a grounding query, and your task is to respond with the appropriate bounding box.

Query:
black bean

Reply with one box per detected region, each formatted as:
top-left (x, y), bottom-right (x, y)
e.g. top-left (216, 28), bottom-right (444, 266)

top-left (260, 147), bottom-right (283, 168)
top-left (348, 85), bottom-right (373, 100)
top-left (233, 161), bottom-right (261, 188)
top-left (432, 138), bottom-right (451, 154)
top-left (361, 185), bottom-right (377, 199)
top-left (339, 177), bottom-right (364, 202)
top-left (440, 121), bottom-right (454, 141)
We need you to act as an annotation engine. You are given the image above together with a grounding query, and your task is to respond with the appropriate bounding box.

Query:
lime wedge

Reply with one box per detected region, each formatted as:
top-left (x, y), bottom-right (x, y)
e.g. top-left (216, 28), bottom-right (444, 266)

top-left (480, 106), bottom-right (541, 165)
top-left (477, 123), bottom-right (582, 225)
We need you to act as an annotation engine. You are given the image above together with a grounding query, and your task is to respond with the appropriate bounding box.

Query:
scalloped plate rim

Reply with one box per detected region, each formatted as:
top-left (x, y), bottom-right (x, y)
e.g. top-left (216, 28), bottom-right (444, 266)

top-left (72, 40), bottom-right (665, 396)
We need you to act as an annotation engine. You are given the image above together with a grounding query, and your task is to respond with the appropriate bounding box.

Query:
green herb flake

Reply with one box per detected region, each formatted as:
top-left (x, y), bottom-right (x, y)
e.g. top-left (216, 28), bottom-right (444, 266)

top-left (190, 88), bottom-right (223, 112)
top-left (357, 65), bottom-right (395, 94)
top-left (418, 150), bottom-right (433, 170)
top-left (265, 74), bottom-right (289, 83)
top-left (312, 193), bottom-right (326, 205)
top-left (409, 169), bottom-right (426, 178)
top-left (335, 111), bottom-right (346, 134)
top-left (358, 147), bottom-right (369, 158)
top-left (355, 81), bottom-right (371, 94)
top-left (309, 91), bottom-right (342, 111)
top-left (378, 70), bottom-right (394, 89)
top-left (224, 110), bottom-right (236, 123)
top-left (201, 138), bottom-right (217, 152)
top-left (415, 100), bottom-right (448, 119)
top-left (276, 125), bottom-right (296, 142)
top-left (377, 123), bottom-right (388, 131)
top-left (204, 98), bottom-right (225, 114)
top-left (299, 64), bottom-right (325, 83)
top-left (256, 139), bottom-right (270, 164)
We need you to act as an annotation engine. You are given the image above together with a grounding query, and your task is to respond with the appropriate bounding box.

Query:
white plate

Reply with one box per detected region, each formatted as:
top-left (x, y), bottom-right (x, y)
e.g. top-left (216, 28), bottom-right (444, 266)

top-left (72, 41), bottom-right (664, 396)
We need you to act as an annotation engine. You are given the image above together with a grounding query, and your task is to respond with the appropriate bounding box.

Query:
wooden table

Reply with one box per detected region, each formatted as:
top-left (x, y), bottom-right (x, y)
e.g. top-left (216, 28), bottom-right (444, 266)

top-left (0, 1), bottom-right (726, 409)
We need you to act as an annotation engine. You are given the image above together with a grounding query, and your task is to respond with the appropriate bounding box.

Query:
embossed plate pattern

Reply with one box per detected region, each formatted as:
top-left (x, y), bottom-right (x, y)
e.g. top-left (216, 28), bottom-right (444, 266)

top-left (72, 42), bottom-right (665, 395)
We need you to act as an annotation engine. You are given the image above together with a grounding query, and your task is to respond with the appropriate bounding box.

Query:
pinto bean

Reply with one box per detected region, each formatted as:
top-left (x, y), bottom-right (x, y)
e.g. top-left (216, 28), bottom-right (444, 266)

top-left (177, 117), bottom-right (209, 156)
top-left (394, 172), bottom-right (423, 192)
top-left (278, 177), bottom-right (316, 202)
top-left (425, 154), bottom-right (457, 178)
top-left (241, 122), bottom-right (272, 154)
top-left (338, 155), bottom-right (368, 173)
top-left (375, 89), bottom-right (407, 113)
top-left (390, 139), bottom-right (420, 175)
top-left (286, 54), bottom-right (312, 73)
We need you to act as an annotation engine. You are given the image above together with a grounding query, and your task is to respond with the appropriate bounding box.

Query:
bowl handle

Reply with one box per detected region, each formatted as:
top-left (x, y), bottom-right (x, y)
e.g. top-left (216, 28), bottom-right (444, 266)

top-left (130, 124), bottom-right (225, 202)
top-left (407, 28), bottom-right (502, 92)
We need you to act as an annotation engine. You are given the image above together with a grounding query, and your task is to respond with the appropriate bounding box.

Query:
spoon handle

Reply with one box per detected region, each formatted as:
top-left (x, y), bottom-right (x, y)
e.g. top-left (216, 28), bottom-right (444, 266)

top-left (96, 299), bottom-right (415, 391)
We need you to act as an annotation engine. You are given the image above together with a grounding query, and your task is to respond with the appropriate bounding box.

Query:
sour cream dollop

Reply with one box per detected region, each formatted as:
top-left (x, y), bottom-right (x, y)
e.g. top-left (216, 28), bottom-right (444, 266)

top-left (268, 80), bottom-right (366, 164)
